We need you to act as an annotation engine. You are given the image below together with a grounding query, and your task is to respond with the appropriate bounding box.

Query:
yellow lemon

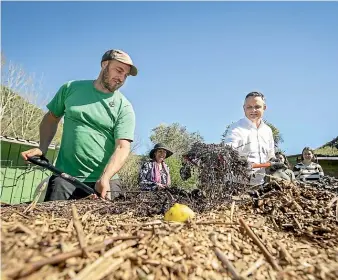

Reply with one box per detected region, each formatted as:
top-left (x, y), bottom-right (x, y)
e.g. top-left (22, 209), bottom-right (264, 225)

top-left (164, 203), bottom-right (195, 222)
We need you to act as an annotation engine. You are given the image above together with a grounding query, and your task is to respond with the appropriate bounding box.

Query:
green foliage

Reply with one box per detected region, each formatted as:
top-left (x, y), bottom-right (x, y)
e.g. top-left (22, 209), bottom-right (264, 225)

top-left (220, 122), bottom-right (234, 143)
top-left (314, 136), bottom-right (338, 156)
top-left (1, 86), bottom-right (44, 140)
top-left (264, 120), bottom-right (283, 149)
top-left (165, 156), bottom-right (197, 189)
top-left (1, 73), bottom-right (63, 144)
top-left (118, 153), bottom-right (142, 190)
top-left (317, 136), bottom-right (338, 149)
top-left (315, 146), bottom-right (338, 156)
top-left (148, 122), bottom-right (201, 189)
top-left (150, 123), bottom-right (204, 156)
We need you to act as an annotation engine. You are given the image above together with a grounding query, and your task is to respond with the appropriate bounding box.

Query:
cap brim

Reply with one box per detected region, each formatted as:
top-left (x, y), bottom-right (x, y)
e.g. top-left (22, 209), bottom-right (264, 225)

top-left (129, 65), bottom-right (138, 76)
top-left (106, 58), bottom-right (138, 76)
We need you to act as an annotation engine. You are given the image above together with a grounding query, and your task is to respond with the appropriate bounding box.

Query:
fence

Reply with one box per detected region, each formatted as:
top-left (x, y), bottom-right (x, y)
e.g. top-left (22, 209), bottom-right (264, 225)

top-left (0, 136), bottom-right (59, 204)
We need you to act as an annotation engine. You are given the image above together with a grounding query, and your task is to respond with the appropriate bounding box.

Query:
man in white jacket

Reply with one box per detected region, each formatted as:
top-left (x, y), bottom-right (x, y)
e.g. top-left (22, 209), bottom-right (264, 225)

top-left (223, 91), bottom-right (275, 185)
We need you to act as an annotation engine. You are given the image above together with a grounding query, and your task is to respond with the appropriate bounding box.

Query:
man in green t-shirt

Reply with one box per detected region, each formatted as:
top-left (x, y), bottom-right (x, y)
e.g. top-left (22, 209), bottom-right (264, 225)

top-left (21, 49), bottom-right (138, 200)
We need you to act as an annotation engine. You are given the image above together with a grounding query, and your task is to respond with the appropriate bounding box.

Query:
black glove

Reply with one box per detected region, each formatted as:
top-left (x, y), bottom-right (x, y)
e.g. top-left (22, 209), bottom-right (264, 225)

top-left (238, 155), bottom-right (251, 168)
top-left (180, 164), bottom-right (192, 181)
top-left (269, 161), bottom-right (287, 172)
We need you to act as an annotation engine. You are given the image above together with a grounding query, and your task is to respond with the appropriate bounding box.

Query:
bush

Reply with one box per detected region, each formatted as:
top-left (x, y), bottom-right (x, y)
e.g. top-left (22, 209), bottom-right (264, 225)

top-left (165, 156), bottom-right (197, 190)
top-left (119, 154), bottom-right (142, 190)
top-left (119, 154), bottom-right (198, 191)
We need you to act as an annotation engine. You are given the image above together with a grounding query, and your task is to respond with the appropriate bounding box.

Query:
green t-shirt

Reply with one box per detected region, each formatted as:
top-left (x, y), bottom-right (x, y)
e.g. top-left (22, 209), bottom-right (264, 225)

top-left (47, 80), bottom-right (135, 182)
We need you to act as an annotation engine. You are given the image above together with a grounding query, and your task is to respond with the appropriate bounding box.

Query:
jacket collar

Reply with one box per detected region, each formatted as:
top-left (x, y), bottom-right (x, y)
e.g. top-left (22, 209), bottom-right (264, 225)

top-left (243, 116), bottom-right (265, 129)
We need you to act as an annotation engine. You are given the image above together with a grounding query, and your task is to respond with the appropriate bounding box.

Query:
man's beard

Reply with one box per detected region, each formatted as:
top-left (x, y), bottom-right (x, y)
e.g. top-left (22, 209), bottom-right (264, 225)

top-left (101, 68), bottom-right (123, 92)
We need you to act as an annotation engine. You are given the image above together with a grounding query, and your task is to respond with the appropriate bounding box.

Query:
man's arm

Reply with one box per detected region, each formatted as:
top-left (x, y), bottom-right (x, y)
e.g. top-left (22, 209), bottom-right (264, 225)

top-left (39, 112), bottom-right (62, 154)
top-left (22, 83), bottom-right (67, 160)
top-left (21, 111), bottom-right (61, 160)
top-left (223, 127), bottom-right (242, 148)
top-left (101, 139), bottom-right (131, 180)
top-left (95, 139), bottom-right (131, 198)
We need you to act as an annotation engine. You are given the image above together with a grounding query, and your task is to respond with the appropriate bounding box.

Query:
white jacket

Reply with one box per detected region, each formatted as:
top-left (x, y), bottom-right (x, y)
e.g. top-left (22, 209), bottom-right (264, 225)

top-left (224, 117), bottom-right (275, 185)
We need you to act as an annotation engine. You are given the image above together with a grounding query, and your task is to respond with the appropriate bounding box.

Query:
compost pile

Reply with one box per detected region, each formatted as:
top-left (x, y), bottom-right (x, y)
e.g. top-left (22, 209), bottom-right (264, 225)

top-left (1, 144), bottom-right (338, 280)
top-left (182, 142), bottom-right (250, 198)
top-left (89, 142), bottom-right (253, 217)
top-left (2, 200), bottom-right (338, 280)
top-left (302, 175), bottom-right (338, 195)
top-left (248, 179), bottom-right (338, 247)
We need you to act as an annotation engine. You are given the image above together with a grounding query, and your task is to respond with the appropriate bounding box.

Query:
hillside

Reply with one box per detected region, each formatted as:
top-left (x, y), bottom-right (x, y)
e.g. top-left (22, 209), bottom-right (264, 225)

top-left (0, 85), bottom-right (63, 144)
top-left (315, 136), bottom-right (338, 156)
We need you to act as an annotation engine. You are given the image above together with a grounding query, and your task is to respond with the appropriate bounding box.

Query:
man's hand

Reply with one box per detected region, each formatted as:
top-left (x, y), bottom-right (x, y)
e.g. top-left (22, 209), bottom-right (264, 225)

top-left (21, 148), bottom-right (44, 161)
top-left (95, 177), bottom-right (111, 199)
top-left (269, 161), bottom-right (286, 171)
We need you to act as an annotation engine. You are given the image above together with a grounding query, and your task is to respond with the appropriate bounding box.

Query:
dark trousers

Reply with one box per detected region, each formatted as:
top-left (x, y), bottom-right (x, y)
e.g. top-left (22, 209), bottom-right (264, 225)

top-left (44, 175), bottom-right (122, 201)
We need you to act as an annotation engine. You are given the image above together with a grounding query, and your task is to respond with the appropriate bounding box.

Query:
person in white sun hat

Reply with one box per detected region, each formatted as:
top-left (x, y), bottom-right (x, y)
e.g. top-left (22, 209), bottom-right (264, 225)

top-left (22, 49), bottom-right (138, 201)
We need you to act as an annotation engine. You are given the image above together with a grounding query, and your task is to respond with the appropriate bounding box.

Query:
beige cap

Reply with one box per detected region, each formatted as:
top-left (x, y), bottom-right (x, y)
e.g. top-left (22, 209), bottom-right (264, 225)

top-left (101, 49), bottom-right (138, 76)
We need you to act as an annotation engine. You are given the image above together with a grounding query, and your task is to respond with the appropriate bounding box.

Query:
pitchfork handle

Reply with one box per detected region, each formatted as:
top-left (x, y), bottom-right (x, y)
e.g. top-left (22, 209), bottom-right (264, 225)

top-left (27, 156), bottom-right (97, 196)
top-left (251, 162), bottom-right (272, 169)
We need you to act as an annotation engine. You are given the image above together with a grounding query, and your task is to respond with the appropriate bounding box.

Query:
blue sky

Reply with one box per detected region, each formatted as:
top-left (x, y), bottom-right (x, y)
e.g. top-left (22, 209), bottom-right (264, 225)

top-left (2, 1), bottom-right (337, 155)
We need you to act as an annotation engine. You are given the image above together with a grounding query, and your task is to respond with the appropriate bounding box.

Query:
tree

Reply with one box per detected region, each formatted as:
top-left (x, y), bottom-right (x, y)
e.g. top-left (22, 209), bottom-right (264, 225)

top-left (220, 122), bottom-right (233, 143)
top-left (130, 134), bottom-right (143, 153)
top-left (264, 120), bottom-right (284, 149)
top-left (150, 123), bottom-right (204, 156)
top-left (319, 136), bottom-right (338, 149)
top-left (221, 120), bottom-right (283, 150)
top-left (0, 58), bottom-right (63, 144)
top-left (147, 122), bottom-right (202, 189)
